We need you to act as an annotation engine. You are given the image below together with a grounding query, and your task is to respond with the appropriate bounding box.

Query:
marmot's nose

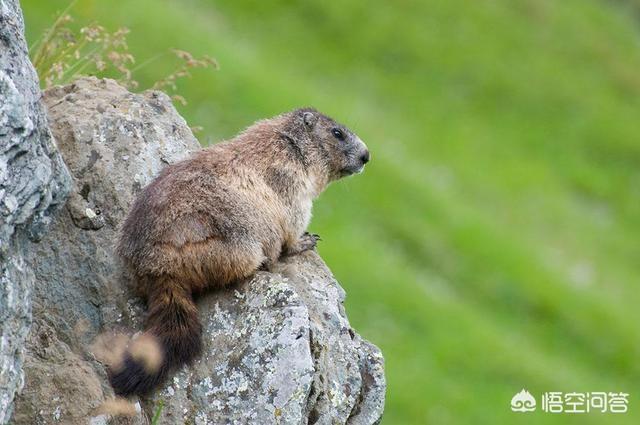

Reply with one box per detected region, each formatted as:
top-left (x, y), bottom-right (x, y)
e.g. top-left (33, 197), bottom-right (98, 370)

top-left (360, 150), bottom-right (370, 164)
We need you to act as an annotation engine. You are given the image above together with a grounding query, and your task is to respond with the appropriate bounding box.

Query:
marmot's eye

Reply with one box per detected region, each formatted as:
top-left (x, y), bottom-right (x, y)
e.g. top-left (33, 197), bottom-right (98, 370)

top-left (331, 128), bottom-right (345, 141)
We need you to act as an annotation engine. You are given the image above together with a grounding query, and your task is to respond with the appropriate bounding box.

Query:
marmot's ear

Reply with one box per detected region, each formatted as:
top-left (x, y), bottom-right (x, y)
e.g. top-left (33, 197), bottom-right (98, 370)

top-left (302, 111), bottom-right (317, 128)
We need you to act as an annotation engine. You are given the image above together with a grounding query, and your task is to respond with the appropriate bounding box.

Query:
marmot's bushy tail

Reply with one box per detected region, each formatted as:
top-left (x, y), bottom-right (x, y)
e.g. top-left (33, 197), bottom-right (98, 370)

top-left (108, 277), bottom-right (202, 396)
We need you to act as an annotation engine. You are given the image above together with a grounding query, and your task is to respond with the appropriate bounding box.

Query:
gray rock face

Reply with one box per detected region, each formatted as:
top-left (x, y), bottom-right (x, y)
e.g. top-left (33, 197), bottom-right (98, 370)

top-left (150, 254), bottom-right (385, 425)
top-left (0, 0), bottom-right (71, 422)
top-left (11, 76), bottom-right (385, 424)
top-left (12, 77), bottom-right (200, 424)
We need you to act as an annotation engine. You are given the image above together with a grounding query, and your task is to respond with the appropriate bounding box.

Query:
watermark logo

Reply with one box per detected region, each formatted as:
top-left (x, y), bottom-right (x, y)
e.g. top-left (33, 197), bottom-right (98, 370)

top-left (511, 389), bottom-right (537, 412)
top-left (511, 390), bottom-right (629, 414)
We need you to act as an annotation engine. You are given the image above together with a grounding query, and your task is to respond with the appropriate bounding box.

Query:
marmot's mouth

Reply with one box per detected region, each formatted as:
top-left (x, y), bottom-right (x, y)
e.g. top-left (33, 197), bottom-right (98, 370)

top-left (340, 164), bottom-right (365, 177)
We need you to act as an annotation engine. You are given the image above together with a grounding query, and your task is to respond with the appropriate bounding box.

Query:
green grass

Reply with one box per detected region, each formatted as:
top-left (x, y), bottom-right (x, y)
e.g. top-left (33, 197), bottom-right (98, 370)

top-left (22, 0), bottom-right (640, 423)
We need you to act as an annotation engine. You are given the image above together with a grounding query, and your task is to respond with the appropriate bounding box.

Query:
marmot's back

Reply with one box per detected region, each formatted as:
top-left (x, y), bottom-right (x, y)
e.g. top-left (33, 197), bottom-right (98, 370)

top-left (118, 145), bottom-right (279, 273)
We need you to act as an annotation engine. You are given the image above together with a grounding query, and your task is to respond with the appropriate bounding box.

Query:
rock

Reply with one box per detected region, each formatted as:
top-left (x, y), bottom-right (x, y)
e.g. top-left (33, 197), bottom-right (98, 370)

top-left (12, 77), bottom-right (200, 424)
top-left (11, 76), bottom-right (385, 424)
top-left (0, 0), bottom-right (72, 422)
top-left (149, 253), bottom-right (385, 425)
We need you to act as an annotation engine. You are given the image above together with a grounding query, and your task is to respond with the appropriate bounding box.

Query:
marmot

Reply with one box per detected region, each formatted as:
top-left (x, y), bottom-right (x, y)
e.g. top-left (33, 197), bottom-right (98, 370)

top-left (109, 107), bottom-right (370, 396)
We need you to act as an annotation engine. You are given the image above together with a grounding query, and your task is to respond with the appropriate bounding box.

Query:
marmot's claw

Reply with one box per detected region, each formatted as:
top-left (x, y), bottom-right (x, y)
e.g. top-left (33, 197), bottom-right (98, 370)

top-left (298, 232), bottom-right (321, 252)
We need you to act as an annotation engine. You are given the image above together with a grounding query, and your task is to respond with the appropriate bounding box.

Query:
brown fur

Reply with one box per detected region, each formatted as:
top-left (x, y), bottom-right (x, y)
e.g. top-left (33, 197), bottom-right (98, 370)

top-left (109, 108), bottom-right (369, 396)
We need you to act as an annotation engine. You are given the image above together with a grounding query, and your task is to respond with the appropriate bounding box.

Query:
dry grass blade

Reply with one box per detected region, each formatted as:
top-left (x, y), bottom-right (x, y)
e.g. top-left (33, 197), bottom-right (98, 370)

top-left (31, 3), bottom-right (217, 106)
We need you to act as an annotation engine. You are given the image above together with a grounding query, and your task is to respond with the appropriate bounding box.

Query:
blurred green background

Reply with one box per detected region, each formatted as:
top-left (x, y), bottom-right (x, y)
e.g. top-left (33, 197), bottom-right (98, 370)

top-left (22, 0), bottom-right (640, 423)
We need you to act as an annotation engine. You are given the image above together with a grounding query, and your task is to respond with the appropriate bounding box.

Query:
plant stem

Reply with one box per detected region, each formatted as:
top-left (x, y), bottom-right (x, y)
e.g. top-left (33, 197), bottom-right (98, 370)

top-left (130, 51), bottom-right (169, 74)
top-left (30, 0), bottom-right (79, 66)
top-left (151, 400), bottom-right (164, 425)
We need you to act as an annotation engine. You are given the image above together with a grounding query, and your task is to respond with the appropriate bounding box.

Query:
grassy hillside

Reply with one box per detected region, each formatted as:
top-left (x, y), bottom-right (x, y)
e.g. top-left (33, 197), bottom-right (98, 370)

top-left (22, 0), bottom-right (640, 423)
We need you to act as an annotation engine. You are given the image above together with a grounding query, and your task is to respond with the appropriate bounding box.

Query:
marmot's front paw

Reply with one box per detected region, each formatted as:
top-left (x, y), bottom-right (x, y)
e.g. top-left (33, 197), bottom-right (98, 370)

top-left (298, 232), bottom-right (321, 252)
top-left (285, 232), bottom-right (321, 256)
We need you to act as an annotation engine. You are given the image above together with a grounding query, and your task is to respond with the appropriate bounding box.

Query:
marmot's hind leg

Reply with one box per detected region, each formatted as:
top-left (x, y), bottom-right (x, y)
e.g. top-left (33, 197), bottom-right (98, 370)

top-left (183, 238), bottom-right (267, 289)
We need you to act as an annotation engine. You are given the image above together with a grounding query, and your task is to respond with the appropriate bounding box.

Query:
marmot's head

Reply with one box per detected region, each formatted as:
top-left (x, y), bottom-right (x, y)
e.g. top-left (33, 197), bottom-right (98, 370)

top-left (288, 108), bottom-right (370, 181)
